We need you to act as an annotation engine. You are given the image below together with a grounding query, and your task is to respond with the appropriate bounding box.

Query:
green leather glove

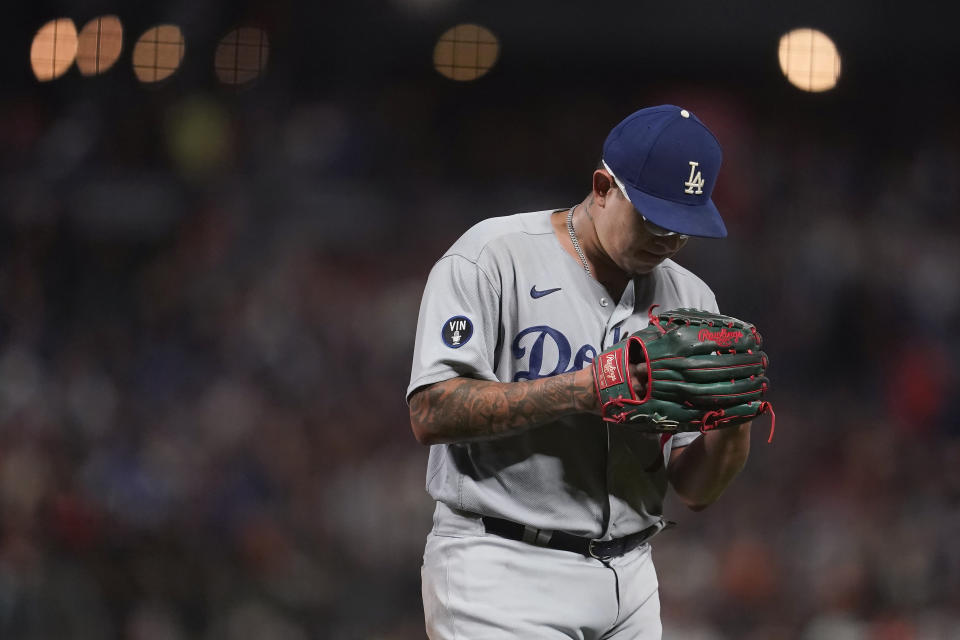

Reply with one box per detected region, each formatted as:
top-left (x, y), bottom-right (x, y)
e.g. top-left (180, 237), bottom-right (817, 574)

top-left (592, 308), bottom-right (774, 438)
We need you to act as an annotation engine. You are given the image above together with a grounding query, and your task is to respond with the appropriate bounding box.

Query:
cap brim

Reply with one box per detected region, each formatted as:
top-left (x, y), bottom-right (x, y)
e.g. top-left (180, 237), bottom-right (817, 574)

top-left (625, 185), bottom-right (728, 239)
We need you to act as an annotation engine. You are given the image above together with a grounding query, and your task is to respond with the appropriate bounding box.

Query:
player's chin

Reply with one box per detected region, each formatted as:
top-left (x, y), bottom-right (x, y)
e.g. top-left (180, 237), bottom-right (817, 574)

top-left (627, 251), bottom-right (670, 273)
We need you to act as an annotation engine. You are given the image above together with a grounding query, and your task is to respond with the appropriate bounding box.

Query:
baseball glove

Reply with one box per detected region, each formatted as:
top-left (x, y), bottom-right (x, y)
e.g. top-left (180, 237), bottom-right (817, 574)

top-left (592, 307), bottom-right (774, 440)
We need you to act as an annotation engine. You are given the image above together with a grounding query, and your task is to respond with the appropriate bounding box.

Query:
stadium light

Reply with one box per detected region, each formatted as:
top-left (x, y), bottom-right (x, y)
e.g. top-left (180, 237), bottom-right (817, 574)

top-left (132, 24), bottom-right (186, 83)
top-left (433, 24), bottom-right (499, 81)
top-left (778, 28), bottom-right (841, 93)
top-left (76, 15), bottom-right (124, 76)
top-left (30, 18), bottom-right (78, 81)
top-left (214, 27), bottom-right (269, 86)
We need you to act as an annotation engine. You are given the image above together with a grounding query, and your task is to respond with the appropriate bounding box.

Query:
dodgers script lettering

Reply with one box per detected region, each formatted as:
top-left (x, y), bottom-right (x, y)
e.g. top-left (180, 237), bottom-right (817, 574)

top-left (511, 325), bottom-right (596, 381)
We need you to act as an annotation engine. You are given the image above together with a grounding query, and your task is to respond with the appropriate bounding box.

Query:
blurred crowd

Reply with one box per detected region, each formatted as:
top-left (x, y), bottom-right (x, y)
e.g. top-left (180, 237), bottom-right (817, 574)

top-left (1, 77), bottom-right (960, 639)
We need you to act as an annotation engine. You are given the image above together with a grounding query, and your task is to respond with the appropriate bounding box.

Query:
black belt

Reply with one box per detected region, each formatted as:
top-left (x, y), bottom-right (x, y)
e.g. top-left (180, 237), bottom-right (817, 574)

top-left (481, 516), bottom-right (663, 562)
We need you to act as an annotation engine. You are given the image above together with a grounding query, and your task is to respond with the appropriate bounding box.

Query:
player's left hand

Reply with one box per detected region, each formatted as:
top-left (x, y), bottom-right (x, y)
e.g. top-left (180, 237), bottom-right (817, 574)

top-left (591, 307), bottom-right (774, 439)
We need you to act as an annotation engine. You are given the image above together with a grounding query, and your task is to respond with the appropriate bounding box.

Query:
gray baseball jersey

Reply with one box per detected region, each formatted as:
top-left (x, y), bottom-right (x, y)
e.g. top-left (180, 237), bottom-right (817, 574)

top-left (408, 209), bottom-right (719, 540)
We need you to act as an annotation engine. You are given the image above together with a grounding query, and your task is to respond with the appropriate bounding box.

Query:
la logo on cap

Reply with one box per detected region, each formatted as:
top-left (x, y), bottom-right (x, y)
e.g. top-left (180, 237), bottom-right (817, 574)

top-left (684, 161), bottom-right (705, 195)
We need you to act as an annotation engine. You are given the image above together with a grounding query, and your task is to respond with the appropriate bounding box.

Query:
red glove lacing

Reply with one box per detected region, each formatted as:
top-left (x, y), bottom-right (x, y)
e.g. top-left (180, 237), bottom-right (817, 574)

top-left (700, 401), bottom-right (776, 443)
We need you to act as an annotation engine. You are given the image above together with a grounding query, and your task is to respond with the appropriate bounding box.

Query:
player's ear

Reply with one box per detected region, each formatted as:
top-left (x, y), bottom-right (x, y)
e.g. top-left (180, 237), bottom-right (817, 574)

top-left (592, 170), bottom-right (614, 204)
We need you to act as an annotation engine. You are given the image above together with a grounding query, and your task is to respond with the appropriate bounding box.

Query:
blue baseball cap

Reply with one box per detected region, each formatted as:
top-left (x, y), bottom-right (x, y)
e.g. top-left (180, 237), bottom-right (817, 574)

top-left (602, 105), bottom-right (727, 238)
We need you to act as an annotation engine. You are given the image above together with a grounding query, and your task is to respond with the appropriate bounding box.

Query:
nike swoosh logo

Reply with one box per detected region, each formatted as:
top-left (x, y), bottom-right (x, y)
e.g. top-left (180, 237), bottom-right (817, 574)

top-left (530, 285), bottom-right (562, 299)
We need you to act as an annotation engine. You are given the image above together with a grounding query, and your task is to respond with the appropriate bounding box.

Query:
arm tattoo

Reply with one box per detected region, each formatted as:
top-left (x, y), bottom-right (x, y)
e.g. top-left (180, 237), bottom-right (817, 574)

top-left (410, 373), bottom-right (596, 444)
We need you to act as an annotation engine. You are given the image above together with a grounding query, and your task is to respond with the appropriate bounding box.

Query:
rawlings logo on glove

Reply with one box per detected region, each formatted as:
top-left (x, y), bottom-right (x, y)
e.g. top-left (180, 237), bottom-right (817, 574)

top-left (597, 351), bottom-right (624, 388)
top-left (592, 307), bottom-right (775, 440)
top-left (696, 327), bottom-right (743, 346)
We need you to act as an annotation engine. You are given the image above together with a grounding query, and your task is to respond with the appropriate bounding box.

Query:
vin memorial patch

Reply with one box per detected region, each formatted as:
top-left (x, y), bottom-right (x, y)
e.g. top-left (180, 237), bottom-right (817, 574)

top-left (442, 316), bottom-right (473, 349)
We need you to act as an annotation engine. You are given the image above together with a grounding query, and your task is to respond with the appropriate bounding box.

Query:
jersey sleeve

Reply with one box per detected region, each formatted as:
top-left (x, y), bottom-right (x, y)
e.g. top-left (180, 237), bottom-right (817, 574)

top-left (407, 254), bottom-right (501, 400)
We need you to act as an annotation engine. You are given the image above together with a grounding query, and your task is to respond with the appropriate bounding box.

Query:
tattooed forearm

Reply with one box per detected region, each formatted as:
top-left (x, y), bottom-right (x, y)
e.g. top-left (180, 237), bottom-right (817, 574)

top-left (409, 369), bottom-right (598, 445)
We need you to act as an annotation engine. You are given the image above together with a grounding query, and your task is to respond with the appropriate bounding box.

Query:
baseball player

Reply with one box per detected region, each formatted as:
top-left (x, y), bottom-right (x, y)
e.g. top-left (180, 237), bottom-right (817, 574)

top-left (408, 105), bottom-right (756, 638)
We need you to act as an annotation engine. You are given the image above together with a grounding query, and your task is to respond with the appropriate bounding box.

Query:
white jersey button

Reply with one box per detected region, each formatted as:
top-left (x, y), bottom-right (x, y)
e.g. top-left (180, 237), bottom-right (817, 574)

top-left (599, 297), bottom-right (609, 307)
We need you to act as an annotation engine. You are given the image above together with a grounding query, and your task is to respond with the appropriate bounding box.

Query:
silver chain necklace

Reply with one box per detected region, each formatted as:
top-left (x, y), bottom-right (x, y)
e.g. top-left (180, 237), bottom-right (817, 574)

top-left (566, 205), bottom-right (592, 277)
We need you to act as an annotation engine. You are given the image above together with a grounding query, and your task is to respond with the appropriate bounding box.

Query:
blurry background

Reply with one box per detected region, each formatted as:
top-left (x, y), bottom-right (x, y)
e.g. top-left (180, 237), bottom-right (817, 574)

top-left (2, 0), bottom-right (960, 638)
